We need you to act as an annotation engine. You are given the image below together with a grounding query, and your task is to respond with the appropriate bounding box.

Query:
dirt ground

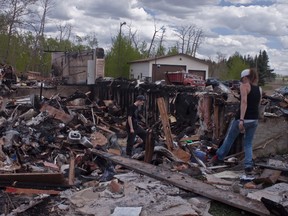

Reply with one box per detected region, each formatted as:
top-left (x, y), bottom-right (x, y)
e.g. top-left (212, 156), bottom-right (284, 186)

top-left (262, 78), bottom-right (287, 95)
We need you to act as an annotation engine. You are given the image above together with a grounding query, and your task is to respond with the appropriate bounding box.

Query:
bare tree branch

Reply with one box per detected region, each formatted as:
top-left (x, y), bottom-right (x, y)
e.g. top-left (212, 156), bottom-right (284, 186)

top-left (3, 0), bottom-right (37, 61)
top-left (24, 0), bottom-right (56, 71)
top-left (157, 27), bottom-right (166, 56)
top-left (191, 28), bottom-right (203, 57)
top-left (147, 23), bottom-right (165, 57)
top-left (126, 23), bottom-right (139, 49)
top-left (57, 23), bottom-right (72, 42)
top-left (174, 25), bottom-right (204, 57)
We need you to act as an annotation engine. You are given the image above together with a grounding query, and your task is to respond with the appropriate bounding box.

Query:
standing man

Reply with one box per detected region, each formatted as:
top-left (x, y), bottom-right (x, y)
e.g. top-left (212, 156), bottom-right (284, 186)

top-left (126, 95), bottom-right (147, 157)
top-left (210, 68), bottom-right (262, 175)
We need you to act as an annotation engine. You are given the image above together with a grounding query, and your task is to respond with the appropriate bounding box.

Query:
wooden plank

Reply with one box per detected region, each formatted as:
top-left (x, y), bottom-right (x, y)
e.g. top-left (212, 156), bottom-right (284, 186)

top-left (68, 154), bottom-right (75, 186)
top-left (91, 149), bottom-right (270, 216)
top-left (40, 103), bottom-right (73, 123)
top-left (97, 125), bottom-right (115, 134)
top-left (43, 161), bottom-right (60, 171)
top-left (255, 163), bottom-right (288, 172)
top-left (0, 173), bottom-right (66, 185)
top-left (157, 97), bottom-right (191, 162)
top-left (90, 131), bottom-right (108, 147)
top-left (107, 148), bottom-right (121, 155)
top-left (172, 147), bottom-right (191, 162)
top-left (5, 187), bottom-right (60, 195)
top-left (144, 129), bottom-right (154, 163)
top-left (254, 159), bottom-right (284, 184)
top-left (156, 97), bottom-right (173, 151)
top-left (213, 103), bottom-right (220, 139)
top-left (255, 169), bottom-right (282, 184)
top-left (278, 175), bottom-right (288, 183)
top-left (205, 174), bottom-right (233, 186)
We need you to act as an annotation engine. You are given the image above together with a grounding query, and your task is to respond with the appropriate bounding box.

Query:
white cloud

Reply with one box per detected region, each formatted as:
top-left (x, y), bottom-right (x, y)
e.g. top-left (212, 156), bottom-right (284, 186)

top-left (279, 36), bottom-right (288, 49)
top-left (198, 35), bottom-right (268, 60)
top-left (225, 0), bottom-right (254, 4)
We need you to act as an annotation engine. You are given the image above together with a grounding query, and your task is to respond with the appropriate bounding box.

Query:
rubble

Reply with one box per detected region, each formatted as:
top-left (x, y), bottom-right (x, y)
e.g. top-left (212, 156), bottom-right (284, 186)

top-left (0, 77), bottom-right (287, 215)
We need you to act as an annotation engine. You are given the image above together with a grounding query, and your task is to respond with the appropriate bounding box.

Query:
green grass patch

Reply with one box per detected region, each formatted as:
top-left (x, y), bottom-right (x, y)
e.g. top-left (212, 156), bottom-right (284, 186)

top-left (261, 85), bottom-right (274, 91)
top-left (209, 201), bottom-right (257, 216)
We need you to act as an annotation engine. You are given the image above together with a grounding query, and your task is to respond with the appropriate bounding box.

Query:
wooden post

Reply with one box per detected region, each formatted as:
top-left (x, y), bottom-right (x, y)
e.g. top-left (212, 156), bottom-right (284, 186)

top-left (156, 97), bottom-right (173, 151)
top-left (213, 103), bottom-right (219, 139)
top-left (157, 97), bottom-right (191, 162)
top-left (144, 129), bottom-right (154, 163)
top-left (68, 153), bottom-right (75, 186)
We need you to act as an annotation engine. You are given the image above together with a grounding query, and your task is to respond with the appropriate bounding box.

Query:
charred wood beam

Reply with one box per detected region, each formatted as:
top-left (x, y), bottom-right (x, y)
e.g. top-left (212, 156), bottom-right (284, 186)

top-left (0, 173), bottom-right (66, 185)
top-left (5, 187), bottom-right (60, 195)
top-left (144, 129), bottom-right (154, 163)
top-left (68, 152), bottom-right (75, 186)
top-left (254, 164), bottom-right (288, 172)
top-left (213, 102), bottom-right (220, 139)
top-left (157, 97), bottom-right (173, 151)
top-left (0, 180), bottom-right (70, 191)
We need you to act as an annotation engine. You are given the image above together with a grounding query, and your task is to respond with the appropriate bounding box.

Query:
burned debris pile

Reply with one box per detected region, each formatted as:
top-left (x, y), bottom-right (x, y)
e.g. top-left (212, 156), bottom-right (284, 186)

top-left (0, 79), bottom-right (287, 215)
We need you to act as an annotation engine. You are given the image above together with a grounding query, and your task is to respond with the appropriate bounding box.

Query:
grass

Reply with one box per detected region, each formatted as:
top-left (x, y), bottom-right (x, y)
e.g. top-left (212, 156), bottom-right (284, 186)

top-left (209, 201), bottom-right (258, 216)
top-left (261, 79), bottom-right (287, 95)
top-left (261, 84), bottom-right (274, 91)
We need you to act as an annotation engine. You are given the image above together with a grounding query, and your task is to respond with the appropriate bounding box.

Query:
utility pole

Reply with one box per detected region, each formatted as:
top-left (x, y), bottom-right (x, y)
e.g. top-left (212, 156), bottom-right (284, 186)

top-left (118, 21), bottom-right (126, 77)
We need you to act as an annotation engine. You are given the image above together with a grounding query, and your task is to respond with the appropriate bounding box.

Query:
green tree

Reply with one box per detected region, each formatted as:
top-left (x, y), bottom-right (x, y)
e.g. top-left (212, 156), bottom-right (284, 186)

top-left (44, 36), bottom-right (84, 53)
top-left (83, 32), bottom-right (98, 50)
top-left (25, 0), bottom-right (56, 73)
top-left (156, 45), bottom-right (166, 56)
top-left (226, 52), bottom-right (249, 80)
top-left (0, 14), bottom-right (7, 33)
top-left (256, 50), bottom-right (275, 85)
top-left (1, 0), bottom-right (37, 62)
top-left (167, 45), bottom-right (179, 55)
top-left (243, 54), bottom-right (255, 68)
top-left (139, 41), bottom-right (148, 56)
top-left (212, 50), bottom-right (276, 85)
top-left (105, 35), bottom-right (142, 78)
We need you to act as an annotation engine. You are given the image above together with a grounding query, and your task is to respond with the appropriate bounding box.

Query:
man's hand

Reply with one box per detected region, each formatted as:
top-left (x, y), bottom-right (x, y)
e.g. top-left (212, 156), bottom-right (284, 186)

top-left (130, 128), bottom-right (134, 134)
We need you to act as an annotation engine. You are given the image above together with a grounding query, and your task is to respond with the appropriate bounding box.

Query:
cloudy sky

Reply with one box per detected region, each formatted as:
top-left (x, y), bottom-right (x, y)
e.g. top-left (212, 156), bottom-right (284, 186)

top-left (45, 0), bottom-right (288, 75)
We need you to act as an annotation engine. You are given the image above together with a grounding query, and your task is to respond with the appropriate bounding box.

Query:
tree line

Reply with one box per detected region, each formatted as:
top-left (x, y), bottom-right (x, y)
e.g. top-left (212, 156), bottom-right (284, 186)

top-left (0, 0), bottom-right (274, 85)
top-left (208, 51), bottom-right (275, 85)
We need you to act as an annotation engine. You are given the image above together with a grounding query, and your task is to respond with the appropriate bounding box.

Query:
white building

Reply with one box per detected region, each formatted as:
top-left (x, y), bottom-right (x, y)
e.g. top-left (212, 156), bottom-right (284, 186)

top-left (129, 53), bottom-right (209, 82)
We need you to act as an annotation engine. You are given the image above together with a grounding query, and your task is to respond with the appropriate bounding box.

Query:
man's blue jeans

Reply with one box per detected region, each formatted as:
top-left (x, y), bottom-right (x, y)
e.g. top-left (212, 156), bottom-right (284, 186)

top-left (216, 119), bottom-right (258, 168)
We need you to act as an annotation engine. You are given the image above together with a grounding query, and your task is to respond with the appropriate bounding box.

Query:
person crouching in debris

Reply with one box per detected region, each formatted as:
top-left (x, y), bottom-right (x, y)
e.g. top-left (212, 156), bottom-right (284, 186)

top-left (126, 95), bottom-right (147, 157)
top-left (210, 68), bottom-right (262, 175)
